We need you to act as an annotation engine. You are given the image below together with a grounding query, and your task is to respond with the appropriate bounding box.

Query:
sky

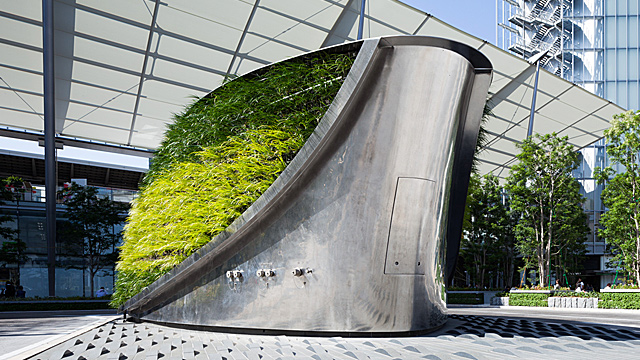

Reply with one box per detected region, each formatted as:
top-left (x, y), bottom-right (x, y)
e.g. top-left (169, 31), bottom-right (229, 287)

top-left (401, 0), bottom-right (497, 44)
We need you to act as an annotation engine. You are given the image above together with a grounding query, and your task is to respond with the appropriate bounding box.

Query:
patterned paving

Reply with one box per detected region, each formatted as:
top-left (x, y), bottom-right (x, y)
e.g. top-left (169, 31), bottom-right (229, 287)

top-left (28, 314), bottom-right (640, 359)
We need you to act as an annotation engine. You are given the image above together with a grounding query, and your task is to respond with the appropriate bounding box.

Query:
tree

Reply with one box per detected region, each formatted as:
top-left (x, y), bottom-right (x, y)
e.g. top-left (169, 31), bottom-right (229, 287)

top-left (506, 133), bottom-right (589, 287)
top-left (59, 183), bottom-right (128, 297)
top-left (461, 173), bottom-right (513, 288)
top-left (594, 110), bottom-right (640, 282)
top-left (0, 177), bottom-right (27, 273)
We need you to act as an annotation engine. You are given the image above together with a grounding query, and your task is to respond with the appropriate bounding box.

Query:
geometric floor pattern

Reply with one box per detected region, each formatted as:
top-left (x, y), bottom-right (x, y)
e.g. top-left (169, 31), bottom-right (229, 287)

top-left (28, 314), bottom-right (640, 359)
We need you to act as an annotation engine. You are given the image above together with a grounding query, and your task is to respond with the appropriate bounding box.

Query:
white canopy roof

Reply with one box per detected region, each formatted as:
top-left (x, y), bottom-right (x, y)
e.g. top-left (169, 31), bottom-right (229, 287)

top-left (0, 0), bottom-right (625, 174)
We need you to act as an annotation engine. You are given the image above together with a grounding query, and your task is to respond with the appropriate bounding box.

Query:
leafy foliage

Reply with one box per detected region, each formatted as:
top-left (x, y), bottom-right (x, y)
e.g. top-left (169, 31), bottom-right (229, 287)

top-left (461, 174), bottom-right (514, 288)
top-left (113, 53), bottom-right (356, 307)
top-left (594, 110), bottom-right (640, 283)
top-left (0, 177), bottom-right (27, 269)
top-left (146, 52), bottom-right (356, 185)
top-left (506, 133), bottom-right (589, 287)
top-left (597, 292), bottom-right (640, 309)
top-left (508, 293), bottom-right (549, 307)
top-left (446, 292), bottom-right (483, 305)
top-left (114, 129), bottom-right (304, 305)
top-left (59, 183), bottom-right (128, 298)
top-left (470, 104), bottom-right (493, 174)
top-left (550, 291), bottom-right (598, 298)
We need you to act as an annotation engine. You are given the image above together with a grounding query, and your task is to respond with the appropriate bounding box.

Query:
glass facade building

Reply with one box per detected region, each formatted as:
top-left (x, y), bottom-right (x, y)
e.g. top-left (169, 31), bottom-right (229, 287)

top-left (0, 185), bottom-right (133, 298)
top-left (498, 0), bottom-right (639, 109)
top-left (497, 0), bottom-right (640, 286)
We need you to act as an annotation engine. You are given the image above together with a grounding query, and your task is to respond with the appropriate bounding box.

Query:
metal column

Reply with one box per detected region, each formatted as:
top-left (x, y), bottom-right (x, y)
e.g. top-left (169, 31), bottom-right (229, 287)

top-left (42, 0), bottom-right (56, 297)
top-left (527, 49), bottom-right (549, 138)
top-left (527, 59), bottom-right (541, 138)
top-left (357, 0), bottom-right (365, 40)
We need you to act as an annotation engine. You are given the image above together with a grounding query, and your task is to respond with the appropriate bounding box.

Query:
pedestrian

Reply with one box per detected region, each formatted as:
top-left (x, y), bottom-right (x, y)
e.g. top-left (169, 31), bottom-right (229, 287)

top-left (16, 285), bottom-right (25, 298)
top-left (4, 281), bottom-right (15, 298)
top-left (95, 287), bottom-right (108, 297)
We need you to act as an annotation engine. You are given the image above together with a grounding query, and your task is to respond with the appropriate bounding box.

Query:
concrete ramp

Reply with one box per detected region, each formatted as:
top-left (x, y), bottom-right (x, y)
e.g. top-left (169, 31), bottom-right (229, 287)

top-left (123, 36), bottom-right (492, 334)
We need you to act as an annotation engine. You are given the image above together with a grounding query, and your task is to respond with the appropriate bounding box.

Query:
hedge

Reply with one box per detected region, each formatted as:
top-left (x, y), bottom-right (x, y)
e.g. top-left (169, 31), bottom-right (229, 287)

top-left (505, 292), bottom-right (640, 309)
top-left (508, 293), bottom-right (549, 307)
top-left (597, 292), bottom-right (640, 309)
top-left (0, 301), bottom-right (111, 312)
top-left (447, 292), bottom-right (483, 305)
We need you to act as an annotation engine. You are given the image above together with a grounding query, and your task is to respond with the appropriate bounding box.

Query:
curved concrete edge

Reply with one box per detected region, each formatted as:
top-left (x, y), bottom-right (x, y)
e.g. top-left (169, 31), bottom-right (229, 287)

top-left (2, 315), bottom-right (120, 360)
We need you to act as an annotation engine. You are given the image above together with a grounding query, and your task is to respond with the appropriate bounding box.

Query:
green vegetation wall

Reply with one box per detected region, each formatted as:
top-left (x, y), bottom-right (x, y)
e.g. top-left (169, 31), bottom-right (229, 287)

top-left (112, 51), bottom-right (357, 307)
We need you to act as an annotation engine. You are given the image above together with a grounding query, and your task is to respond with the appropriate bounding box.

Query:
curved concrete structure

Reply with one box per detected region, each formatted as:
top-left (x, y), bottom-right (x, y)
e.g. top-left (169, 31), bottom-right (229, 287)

top-left (123, 36), bottom-right (492, 334)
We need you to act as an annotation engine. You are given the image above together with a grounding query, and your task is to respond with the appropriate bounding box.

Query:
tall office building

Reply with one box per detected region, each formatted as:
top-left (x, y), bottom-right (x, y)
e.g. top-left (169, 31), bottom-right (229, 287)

top-left (498, 0), bottom-right (639, 110)
top-left (497, 0), bottom-right (640, 286)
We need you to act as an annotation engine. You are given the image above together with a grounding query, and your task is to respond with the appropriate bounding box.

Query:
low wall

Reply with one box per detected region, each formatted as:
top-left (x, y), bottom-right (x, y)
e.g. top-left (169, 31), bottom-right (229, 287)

top-left (548, 297), bottom-right (598, 308)
top-left (490, 296), bottom-right (509, 306)
top-left (448, 291), bottom-right (500, 304)
top-left (0, 300), bottom-right (111, 311)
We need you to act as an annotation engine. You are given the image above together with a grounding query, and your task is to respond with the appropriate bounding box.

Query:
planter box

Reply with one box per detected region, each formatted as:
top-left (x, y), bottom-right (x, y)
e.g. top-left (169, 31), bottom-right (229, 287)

top-left (0, 300), bottom-right (111, 312)
top-left (600, 289), bottom-right (640, 293)
top-left (548, 297), bottom-right (598, 308)
top-left (448, 291), bottom-right (500, 304)
top-left (490, 296), bottom-right (509, 306)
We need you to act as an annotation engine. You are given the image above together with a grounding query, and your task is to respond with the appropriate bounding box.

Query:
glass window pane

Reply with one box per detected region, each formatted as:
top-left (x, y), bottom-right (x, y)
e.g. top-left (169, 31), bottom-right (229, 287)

top-left (594, 17), bottom-right (605, 47)
top-left (21, 267), bottom-right (49, 298)
top-left (606, 0), bottom-right (616, 15)
top-left (20, 214), bottom-right (47, 254)
top-left (582, 146), bottom-right (596, 178)
top-left (606, 17), bottom-right (616, 47)
top-left (629, 82), bottom-right (639, 111)
top-left (629, 16), bottom-right (639, 47)
top-left (574, 0), bottom-right (584, 15)
top-left (630, 49), bottom-right (639, 78)
top-left (618, 49), bottom-right (627, 80)
top-left (574, 152), bottom-right (585, 178)
top-left (606, 49), bottom-right (616, 79)
top-left (630, 0), bottom-right (639, 15)
top-left (581, 179), bottom-right (595, 210)
top-left (619, 0), bottom-right (628, 14)
top-left (595, 182), bottom-right (604, 211)
top-left (618, 18), bottom-right (628, 47)
top-left (606, 81), bottom-right (617, 102)
top-left (618, 82), bottom-right (628, 108)
top-left (595, 50), bottom-right (605, 81)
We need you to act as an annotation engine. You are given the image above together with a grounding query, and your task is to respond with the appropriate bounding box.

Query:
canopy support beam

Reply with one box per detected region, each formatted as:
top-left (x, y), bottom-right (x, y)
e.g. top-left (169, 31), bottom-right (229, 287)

top-left (42, 0), bottom-right (56, 297)
top-left (357, 0), bottom-right (366, 40)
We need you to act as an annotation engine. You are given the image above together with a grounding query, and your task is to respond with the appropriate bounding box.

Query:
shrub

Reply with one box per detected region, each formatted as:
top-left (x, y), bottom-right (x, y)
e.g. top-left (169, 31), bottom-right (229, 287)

top-left (597, 292), bottom-right (640, 309)
top-left (447, 292), bottom-right (483, 305)
top-left (0, 301), bottom-right (110, 312)
top-left (508, 293), bottom-right (549, 307)
top-left (112, 52), bottom-right (356, 307)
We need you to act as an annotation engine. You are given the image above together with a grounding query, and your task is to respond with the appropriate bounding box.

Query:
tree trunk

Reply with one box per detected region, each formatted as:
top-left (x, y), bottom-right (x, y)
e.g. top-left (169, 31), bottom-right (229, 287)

top-left (90, 268), bottom-right (94, 298)
top-left (481, 249), bottom-right (486, 287)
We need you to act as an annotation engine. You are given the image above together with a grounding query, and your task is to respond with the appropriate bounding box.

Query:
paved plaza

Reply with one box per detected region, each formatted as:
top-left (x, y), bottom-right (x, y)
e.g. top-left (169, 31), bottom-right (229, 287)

top-left (4, 306), bottom-right (640, 359)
